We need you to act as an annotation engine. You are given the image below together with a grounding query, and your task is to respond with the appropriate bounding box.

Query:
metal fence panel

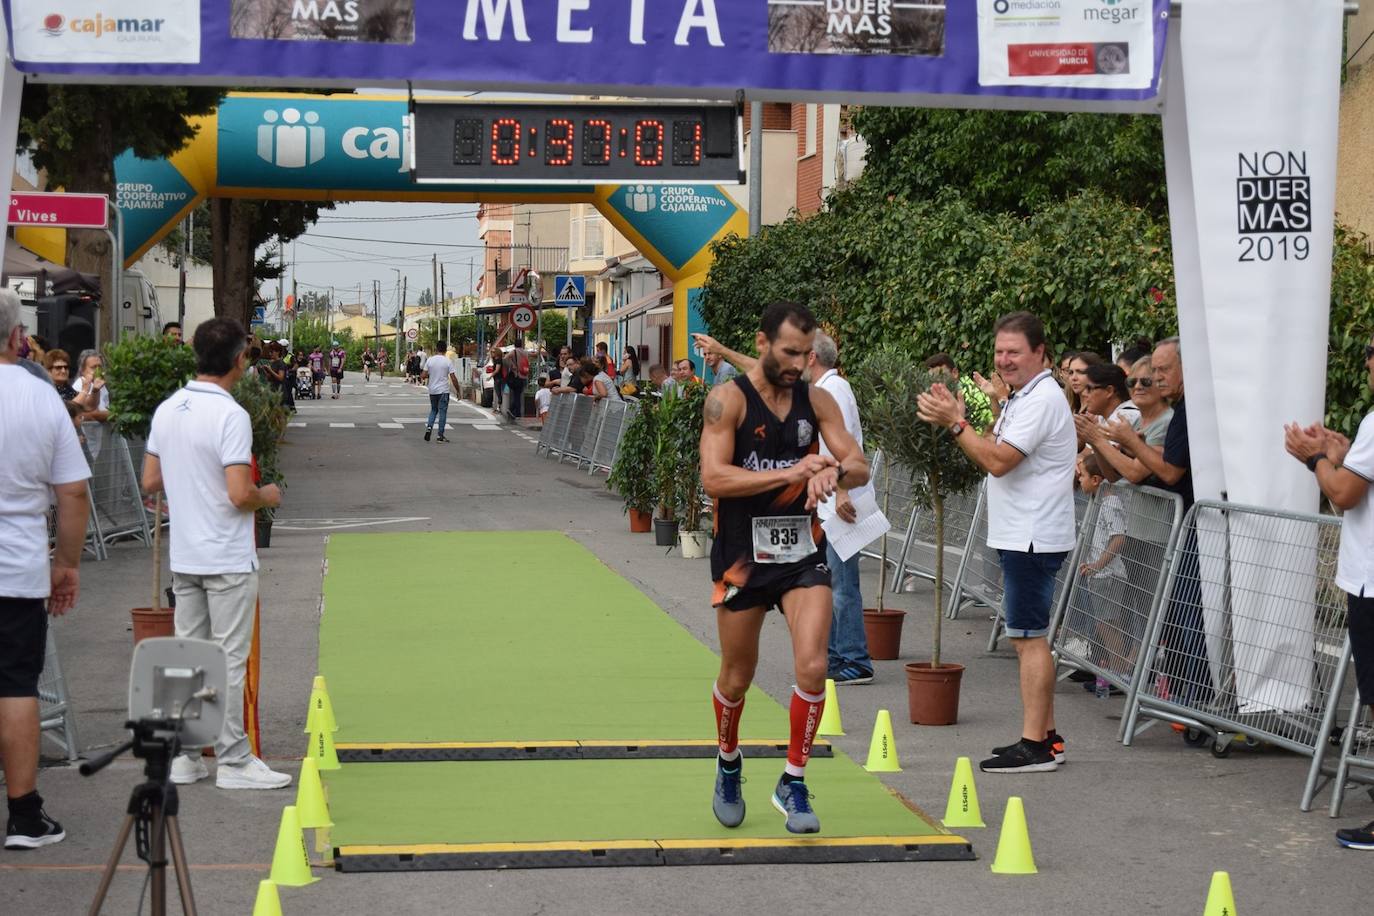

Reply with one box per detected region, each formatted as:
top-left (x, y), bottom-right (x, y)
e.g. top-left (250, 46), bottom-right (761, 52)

top-left (123, 434), bottom-right (168, 533)
top-left (83, 423), bottom-right (150, 546)
top-left (536, 393), bottom-right (570, 457)
top-left (547, 393), bottom-right (578, 460)
top-left (1049, 483), bottom-right (1184, 702)
top-left (897, 484), bottom-right (981, 596)
top-left (559, 395), bottom-right (599, 467)
top-left (1122, 501), bottom-right (1348, 774)
top-left (589, 399), bottom-right (629, 475)
top-left (859, 461), bottom-right (922, 590)
top-left (38, 625), bottom-right (80, 762)
top-left (1310, 669), bottom-right (1374, 815)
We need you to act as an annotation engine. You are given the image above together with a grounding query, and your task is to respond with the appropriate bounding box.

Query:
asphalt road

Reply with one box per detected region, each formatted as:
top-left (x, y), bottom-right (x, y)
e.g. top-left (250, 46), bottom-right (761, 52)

top-left (4, 375), bottom-right (1365, 915)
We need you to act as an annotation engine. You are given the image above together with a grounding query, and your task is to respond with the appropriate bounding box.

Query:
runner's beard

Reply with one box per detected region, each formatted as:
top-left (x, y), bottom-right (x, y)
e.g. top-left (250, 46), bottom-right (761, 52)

top-left (762, 351), bottom-right (800, 388)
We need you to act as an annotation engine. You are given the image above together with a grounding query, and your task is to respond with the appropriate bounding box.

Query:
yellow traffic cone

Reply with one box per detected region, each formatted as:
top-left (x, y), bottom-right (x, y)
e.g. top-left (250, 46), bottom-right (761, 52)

top-left (295, 758), bottom-right (333, 830)
top-left (304, 676), bottom-right (338, 735)
top-left (252, 879), bottom-right (283, 916)
top-left (989, 797), bottom-right (1037, 875)
top-left (1203, 871), bottom-right (1237, 916)
top-left (307, 723), bottom-right (340, 771)
top-left (941, 756), bottom-right (986, 828)
top-left (863, 710), bottom-right (901, 772)
top-left (817, 678), bottom-right (844, 736)
top-left (269, 806), bottom-right (319, 887)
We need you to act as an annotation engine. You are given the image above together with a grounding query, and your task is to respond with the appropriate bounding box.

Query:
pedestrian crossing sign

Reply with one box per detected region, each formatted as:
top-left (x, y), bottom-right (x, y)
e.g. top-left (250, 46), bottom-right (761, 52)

top-left (554, 274), bottom-right (586, 306)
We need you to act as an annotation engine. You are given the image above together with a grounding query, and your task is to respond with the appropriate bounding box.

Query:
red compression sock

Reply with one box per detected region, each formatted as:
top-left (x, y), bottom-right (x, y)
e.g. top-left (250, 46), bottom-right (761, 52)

top-left (786, 686), bottom-right (825, 777)
top-left (713, 684), bottom-right (744, 760)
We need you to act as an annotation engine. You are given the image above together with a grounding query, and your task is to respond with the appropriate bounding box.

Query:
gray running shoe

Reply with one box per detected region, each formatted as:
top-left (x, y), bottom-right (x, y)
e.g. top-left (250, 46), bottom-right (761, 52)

top-left (713, 758), bottom-right (745, 828)
top-left (771, 775), bottom-right (820, 834)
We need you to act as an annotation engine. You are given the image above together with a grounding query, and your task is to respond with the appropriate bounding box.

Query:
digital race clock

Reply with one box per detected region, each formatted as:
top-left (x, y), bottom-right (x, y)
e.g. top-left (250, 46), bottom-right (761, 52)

top-left (411, 101), bottom-right (742, 186)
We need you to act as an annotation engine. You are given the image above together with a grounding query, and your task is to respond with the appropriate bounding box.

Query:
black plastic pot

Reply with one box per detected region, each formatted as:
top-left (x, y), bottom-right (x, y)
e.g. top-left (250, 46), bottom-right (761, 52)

top-left (654, 518), bottom-right (679, 547)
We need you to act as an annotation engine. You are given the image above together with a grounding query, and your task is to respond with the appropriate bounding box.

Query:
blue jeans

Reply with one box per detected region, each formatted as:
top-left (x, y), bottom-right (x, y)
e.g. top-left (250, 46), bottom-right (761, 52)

top-left (427, 393), bottom-right (449, 432)
top-left (826, 542), bottom-right (871, 673)
top-left (998, 548), bottom-right (1067, 639)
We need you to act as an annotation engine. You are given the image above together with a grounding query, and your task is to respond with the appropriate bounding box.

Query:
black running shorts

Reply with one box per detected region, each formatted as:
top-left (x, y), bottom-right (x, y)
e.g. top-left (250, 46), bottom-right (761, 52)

top-left (0, 598), bottom-right (48, 698)
top-left (716, 560), bottom-right (832, 614)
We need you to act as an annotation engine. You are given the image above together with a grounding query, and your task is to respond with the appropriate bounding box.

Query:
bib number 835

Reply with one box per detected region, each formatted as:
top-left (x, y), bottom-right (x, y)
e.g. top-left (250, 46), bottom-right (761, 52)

top-left (770, 528), bottom-right (799, 547)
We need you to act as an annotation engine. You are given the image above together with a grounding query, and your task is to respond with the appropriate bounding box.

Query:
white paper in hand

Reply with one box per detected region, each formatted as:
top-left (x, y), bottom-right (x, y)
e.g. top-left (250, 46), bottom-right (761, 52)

top-left (821, 490), bottom-right (891, 563)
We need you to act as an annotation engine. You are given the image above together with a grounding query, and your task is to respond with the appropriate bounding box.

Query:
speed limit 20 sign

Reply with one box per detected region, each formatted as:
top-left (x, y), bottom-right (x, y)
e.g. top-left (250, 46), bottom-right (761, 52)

top-left (511, 305), bottom-right (536, 331)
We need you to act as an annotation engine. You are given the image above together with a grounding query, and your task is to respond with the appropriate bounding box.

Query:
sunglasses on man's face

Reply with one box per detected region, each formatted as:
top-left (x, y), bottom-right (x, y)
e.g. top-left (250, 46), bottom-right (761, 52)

top-left (1081, 384), bottom-right (1107, 393)
top-left (1127, 377), bottom-right (1153, 389)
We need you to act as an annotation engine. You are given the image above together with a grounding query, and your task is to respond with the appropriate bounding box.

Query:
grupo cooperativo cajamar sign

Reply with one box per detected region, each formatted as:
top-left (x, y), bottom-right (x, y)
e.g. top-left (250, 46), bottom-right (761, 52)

top-left (3, 0), bottom-right (1168, 110)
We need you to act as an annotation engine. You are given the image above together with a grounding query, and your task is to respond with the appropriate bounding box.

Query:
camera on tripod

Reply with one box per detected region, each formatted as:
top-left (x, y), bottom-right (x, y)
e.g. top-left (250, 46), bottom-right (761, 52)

top-left (82, 638), bottom-right (227, 916)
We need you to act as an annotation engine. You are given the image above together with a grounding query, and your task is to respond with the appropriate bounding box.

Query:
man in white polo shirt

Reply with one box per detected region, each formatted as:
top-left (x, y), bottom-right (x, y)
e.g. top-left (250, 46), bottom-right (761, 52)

top-left (1284, 334), bottom-right (1374, 850)
top-left (918, 311), bottom-right (1076, 774)
top-left (0, 288), bottom-right (90, 849)
top-left (420, 338), bottom-right (457, 443)
top-left (142, 317), bottom-right (291, 791)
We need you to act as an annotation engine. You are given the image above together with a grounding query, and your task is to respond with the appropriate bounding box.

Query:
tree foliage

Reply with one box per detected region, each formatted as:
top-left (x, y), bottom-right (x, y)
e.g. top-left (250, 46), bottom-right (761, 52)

top-left (103, 335), bottom-right (197, 441)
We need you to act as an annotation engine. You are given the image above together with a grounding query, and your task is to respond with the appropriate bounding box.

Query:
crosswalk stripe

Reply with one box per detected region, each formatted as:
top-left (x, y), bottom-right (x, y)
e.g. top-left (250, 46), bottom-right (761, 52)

top-left (330, 422), bottom-right (356, 428)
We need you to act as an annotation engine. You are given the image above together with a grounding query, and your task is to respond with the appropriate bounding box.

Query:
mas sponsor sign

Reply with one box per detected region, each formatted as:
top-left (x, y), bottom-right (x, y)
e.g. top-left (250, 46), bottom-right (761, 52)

top-left (10, 0), bottom-right (200, 63)
top-left (978, 0), bottom-right (1160, 90)
top-left (230, 0), bottom-right (414, 44)
top-left (3, 0), bottom-right (1167, 111)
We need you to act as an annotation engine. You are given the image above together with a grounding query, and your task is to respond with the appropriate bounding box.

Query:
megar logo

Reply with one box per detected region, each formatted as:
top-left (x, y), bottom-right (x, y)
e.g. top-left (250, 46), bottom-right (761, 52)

top-left (40, 12), bottom-right (167, 38)
top-left (1084, 0), bottom-right (1139, 24)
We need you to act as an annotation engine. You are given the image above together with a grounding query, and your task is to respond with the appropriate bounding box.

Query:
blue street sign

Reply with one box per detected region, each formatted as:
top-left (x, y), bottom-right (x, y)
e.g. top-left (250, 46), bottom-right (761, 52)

top-left (554, 274), bottom-right (586, 306)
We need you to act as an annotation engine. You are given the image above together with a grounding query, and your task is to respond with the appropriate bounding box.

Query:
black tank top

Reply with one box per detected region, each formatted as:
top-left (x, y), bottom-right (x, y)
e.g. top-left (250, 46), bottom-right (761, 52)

top-left (710, 375), bottom-right (825, 589)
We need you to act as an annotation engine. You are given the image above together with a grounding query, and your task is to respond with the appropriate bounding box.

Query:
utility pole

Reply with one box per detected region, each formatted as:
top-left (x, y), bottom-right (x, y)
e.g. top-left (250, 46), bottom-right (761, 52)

top-left (277, 235), bottom-right (285, 337)
top-left (176, 212), bottom-right (189, 327)
top-left (392, 268), bottom-right (402, 369)
top-left (373, 280), bottom-right (380, 349)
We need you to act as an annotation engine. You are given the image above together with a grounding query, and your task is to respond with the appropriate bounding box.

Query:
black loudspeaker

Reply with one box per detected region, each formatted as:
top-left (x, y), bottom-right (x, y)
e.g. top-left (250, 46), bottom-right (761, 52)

top-left (37, 294), bottom-right (99, 357)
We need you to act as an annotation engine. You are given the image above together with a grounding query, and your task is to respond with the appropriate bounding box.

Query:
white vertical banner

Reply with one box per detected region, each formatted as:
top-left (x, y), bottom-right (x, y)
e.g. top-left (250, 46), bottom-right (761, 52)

top-left (1166, 0), bottom-right (1342, 713)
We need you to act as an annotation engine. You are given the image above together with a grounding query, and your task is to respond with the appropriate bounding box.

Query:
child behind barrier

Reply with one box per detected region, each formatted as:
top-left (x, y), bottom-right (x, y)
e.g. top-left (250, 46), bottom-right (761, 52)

top-left (1071, 452), bottom-right (1133, 685)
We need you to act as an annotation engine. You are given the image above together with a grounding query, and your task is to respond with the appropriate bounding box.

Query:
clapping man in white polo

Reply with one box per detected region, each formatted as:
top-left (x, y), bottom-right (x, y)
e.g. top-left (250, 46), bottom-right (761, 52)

top-left (1284, 334), bottom-right (1374, 850)
top-left (917, 311), bottom-right (1077, 774)
top-left (142, 318), bottom-right (291, 791)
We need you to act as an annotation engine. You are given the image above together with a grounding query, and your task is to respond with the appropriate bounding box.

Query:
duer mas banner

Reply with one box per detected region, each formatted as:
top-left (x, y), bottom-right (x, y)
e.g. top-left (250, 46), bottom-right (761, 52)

top-left (3, 0), bottom-right (1168, 109)
top-left (1164, 0), bottom-right (1343, 715)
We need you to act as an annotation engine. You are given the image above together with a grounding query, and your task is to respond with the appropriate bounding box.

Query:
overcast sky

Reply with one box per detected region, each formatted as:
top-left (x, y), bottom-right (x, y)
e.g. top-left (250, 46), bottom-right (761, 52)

top-left (262, 201), bottom-right (483, 323)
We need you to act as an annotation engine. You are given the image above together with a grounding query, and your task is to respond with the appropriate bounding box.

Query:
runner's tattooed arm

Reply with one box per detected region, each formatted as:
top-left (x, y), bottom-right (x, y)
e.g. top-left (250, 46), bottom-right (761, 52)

top-left (700, 383), bottom-right (835, 499)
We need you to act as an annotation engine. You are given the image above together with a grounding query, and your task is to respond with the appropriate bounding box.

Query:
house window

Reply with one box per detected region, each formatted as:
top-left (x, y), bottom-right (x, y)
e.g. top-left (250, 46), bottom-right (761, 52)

top-left (575, 208), bottom-right (605, 260)
top-left (804, 104), bottom-right (817, 158)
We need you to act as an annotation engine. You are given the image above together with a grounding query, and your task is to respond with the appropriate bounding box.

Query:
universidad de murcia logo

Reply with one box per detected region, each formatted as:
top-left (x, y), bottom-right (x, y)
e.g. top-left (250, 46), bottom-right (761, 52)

top-left (257, 108), bottom-right (327, 169)
top-left (40, 11), bottom-right (168, 39)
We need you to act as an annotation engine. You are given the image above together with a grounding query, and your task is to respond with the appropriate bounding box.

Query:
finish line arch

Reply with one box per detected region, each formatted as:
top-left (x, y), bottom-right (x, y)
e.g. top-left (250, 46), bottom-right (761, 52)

top-left (113, 91), bottom-right (747, 361)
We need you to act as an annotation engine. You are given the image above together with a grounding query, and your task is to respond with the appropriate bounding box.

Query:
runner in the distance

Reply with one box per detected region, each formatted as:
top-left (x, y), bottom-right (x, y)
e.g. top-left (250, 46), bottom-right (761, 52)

top-left (701, 301), bottom-right (869, 834)
top-left (328, 341), bottom-right (346, 399)
top-left (308, 345), bottom-right (324, 400)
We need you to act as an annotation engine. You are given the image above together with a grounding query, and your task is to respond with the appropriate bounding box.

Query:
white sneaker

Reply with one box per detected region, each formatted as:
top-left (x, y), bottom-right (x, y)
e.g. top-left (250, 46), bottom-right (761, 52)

top-left (169, 754), bottom-right (209, 785)
top-left (215, 756), bottom-right (293, 790)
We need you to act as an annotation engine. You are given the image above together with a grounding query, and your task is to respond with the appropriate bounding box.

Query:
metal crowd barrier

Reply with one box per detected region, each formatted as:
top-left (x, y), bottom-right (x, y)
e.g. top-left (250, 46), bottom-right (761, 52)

top-left (1121, 501), bottom-right (1349, 780)
top-left (38, 624), bottom-right (81, 762)
top-left (1048, 483), bottom-right (1184, 711)
top-left (589, 399), bottom-right (635, 476)
top-left (82, 422), bottom-right (151, 547)
top-left (859, 460), bottom-right (924, 591)
top-left (538, 393), bottom-right (575, 460)
top-left (947, 486), bottom-right (1091, 651)
top-left (560, 395), bottom-right (601, 469)
top-left (123, 435), bottom-right (167, 532)
top-left (897, 484), bottom-right (981, 596)
top-left (1308, 672), bottom-right (1374, 815)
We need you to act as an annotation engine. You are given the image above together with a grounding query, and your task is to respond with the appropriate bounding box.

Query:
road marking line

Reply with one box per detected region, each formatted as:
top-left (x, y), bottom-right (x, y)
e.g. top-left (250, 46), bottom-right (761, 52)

top-left (329, 422), bottom-right (356, 428)
top-left (474, 424), bottom-right (502, 431)
top-left (288, 422), bottom-right (306, 428)
top-left (377, 423), bottom-right (404, 429)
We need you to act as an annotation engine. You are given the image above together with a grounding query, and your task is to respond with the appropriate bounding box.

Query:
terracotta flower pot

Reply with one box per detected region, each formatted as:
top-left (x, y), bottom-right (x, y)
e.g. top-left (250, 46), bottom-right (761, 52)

top-left (131, 607), bottom-right (175, 644)
top-left (905, 662), bottom-right (965, 726)
top-left (863, 609), bottom-right (906, 660)
top-left (629, 508), bottom-right (653, 532)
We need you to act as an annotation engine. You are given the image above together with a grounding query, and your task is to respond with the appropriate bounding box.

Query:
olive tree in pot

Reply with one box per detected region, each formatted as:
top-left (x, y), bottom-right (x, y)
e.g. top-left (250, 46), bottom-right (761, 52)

top-left (651, 387), bottom-right (685, 546)
top-left (607, 396), bottom-right (658, 532)
top-left (105, 335), bottom-right (196, 640)
top-left (851, 346), bottom-right (983, 723)
top-left (670, 381), bottom-right (711, 558)
top-left (231, 374), bottom-right (290, 548)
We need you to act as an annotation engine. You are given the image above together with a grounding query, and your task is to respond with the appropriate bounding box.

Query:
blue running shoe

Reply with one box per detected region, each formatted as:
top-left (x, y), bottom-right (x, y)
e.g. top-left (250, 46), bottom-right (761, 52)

top-left (713, 758), bottom-right (745, 828)
top-left (771, 775), bottom-right (820, 834)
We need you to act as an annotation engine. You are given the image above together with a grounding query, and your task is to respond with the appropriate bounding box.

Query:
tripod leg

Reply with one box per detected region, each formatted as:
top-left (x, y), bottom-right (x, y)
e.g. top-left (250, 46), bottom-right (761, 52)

top-left (165, 816), bottom-right (197, 916)
top-left (88, 816), bottom-right (136, 916)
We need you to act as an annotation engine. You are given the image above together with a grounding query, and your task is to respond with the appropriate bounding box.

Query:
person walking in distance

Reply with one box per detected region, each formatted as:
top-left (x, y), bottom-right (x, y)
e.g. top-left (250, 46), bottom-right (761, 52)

top-left (328, 341), bottom-right (346, 399)
top-left (917, 311), bottom-right (1076, 774)
top-left (0, 289), bottom-right (90, 849)
top-left (142, 318), bottom-right (292, 791)
top-left (308, 344), bottom-right (324, 400)
top-left (422, 339), bottom-right (458, 443)
top-left (701, 302), bottom-right (869, 833)
top-left (1284, 334), bottom-right (1374, 850)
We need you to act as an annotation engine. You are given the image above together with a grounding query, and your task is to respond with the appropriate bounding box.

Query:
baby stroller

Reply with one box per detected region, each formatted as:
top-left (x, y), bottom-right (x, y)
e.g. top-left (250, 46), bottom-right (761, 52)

top-left (295, 365), bottom-right (316, 400)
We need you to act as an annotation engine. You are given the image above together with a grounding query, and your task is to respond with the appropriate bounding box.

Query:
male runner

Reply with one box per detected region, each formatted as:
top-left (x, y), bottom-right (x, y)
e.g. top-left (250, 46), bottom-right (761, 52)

top-left (700, 301), bottom-right (868, 834)
top-left (308, 345), bottom-right (324, 400)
